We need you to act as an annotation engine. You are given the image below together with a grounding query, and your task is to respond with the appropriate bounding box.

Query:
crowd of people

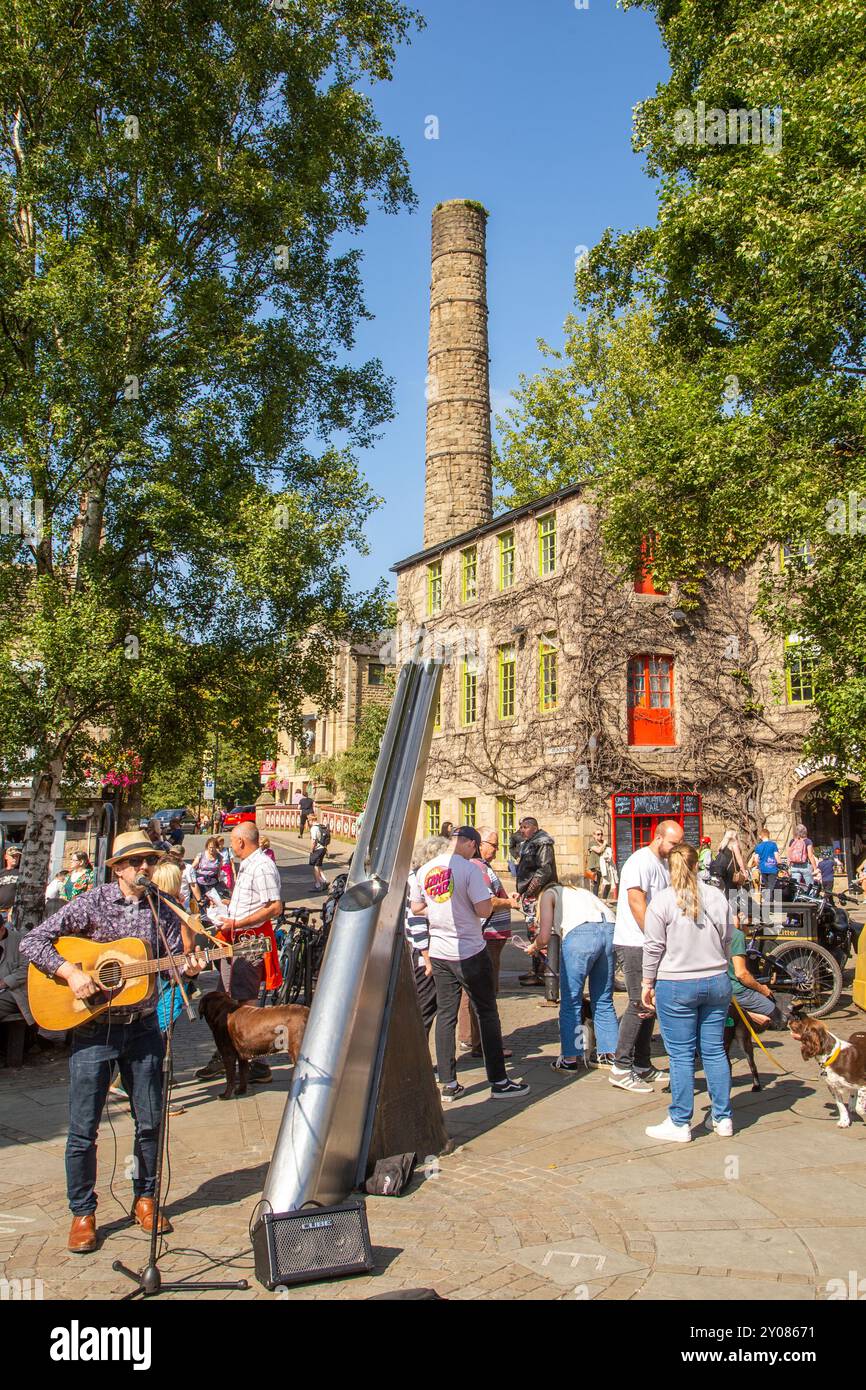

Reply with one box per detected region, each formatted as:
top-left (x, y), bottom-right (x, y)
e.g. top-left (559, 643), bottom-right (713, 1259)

top-left (404, 813), bottom-right (859, 1139)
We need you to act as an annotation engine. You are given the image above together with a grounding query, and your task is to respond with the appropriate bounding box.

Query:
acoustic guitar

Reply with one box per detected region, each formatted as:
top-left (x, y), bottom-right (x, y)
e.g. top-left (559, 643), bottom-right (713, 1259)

top-left (27, 934), bottom-right (270, 1031)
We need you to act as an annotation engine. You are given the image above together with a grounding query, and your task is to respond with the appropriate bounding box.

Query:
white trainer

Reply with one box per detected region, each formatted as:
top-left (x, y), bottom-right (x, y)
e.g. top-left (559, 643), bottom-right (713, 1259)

top-left (704, 1112), bottom-right (734, 1137)
top-left (645, 1116), bottom-right (692, 1143)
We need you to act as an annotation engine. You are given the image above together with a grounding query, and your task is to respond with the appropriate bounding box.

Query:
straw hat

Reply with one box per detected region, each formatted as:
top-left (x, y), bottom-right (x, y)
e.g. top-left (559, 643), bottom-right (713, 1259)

top-left (105, 831), bottom-right (167, 867)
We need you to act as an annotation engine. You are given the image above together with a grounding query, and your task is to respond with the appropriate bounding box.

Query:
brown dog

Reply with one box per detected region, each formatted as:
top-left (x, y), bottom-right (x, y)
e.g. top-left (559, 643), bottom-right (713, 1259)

top-left (198, 992), bottom-right (309, 1100)
top-left (724, 1012), bottom-right (761, 1091)
top-left (788, 1014), bottom-right (866, 1128)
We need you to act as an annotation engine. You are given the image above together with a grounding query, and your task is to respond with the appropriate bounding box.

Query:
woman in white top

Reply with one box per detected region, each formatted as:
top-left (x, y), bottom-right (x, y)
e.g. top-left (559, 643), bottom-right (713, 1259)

top-left (598, 845), bottom-right (618, 901)
top-left (530, 874), bottom-right (619, 1072)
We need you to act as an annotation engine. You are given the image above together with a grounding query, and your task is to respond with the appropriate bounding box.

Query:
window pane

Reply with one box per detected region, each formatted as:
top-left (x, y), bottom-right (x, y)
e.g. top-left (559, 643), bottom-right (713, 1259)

top-left (499, 644), bottom-right (515, 719)
top-left (538, 513), bottom-right (557, 576)
top-left (499, 531), bottom-right (515, 589)
top-left (461, 546), bottom-right (478, 602)
top-left (367, 663), bottom-right (385, 685)
top-left (539, 635), bottom-right (558, 712)
top-left (425, 801), bottom-right (441, 835)
top-left (462, 661), bottom-right (477, 725)
top-left (427, 562), bottom-right (442, 615)
top-left (460, 797), bottom-right (476, 827)
top-left (498, 797), bottom-right (515, 841)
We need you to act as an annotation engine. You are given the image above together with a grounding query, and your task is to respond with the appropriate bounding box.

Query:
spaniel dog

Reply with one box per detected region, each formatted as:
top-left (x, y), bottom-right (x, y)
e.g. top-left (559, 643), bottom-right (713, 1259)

top-left (198, 992), bottom-right (309, 1100)
top-left (788, 1014), bottom-right (866, 1128)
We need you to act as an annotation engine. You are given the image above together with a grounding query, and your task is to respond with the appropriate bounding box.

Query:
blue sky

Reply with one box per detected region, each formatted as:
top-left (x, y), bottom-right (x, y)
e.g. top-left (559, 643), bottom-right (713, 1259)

top-left (343, 0), bottom-right (668, 593)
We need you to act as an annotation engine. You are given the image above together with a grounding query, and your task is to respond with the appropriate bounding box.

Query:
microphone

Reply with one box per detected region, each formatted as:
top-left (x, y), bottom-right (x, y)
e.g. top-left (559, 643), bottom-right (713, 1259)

top-left (135, 874), bottom-right (158, 893)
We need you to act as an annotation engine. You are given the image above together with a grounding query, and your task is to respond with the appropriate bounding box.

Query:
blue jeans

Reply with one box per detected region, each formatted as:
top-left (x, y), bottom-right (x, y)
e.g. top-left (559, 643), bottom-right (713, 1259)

top-left (760, 872), bottom-right (777, 898)
top-left (67, 1013), bottom-right (165, 1215)
top-left (654, 974), bottom-right (732, 1126)
top-left (559, 922), bottom-right (619, 1057)
top-left (789, 865), bottom-right (813, 888)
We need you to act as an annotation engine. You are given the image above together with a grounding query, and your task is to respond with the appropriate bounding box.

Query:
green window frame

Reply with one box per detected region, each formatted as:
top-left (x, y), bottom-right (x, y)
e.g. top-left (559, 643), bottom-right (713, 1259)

top-left (497, 797), bottom-right (516, 844)
top-left (460, 797), bottom-right (477, 828)
top-left (539, 634), bottom-right (558, 712)
top-left (538, 512), bottom-right (557, 576)
top-left (425, 800), bottom-right (441, 836)
top-left (427, 561), bottom-right (442, 616)
top-left (461, 545), bottom-right (478, 602)
top-left (498, 530), bottom-right (515, 590)
top-left (498, 644), bottom-right (516, 719)
top-left (785, 636), bottom-right (816, 705)
top-left (461, 660), bottom-right (478, 726)
top-left (780, 541), bottom-right (814, 570)
top-left (432, 691), bottom-right (441, 733)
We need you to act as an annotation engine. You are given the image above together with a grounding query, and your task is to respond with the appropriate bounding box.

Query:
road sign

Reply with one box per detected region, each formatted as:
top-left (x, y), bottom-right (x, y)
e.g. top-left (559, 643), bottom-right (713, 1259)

top-left (203, 779), bottom-right (215, 801)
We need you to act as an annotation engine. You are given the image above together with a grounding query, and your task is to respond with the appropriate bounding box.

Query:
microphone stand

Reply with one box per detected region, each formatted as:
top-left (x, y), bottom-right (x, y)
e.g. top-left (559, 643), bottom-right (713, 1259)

top-left (113, 881), bottom-right (248, 1299)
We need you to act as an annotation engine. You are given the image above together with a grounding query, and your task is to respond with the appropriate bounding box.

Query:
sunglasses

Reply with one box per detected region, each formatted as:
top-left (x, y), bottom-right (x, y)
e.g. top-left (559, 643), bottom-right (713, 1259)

top-left (126, 854), bottom-right (161, 868)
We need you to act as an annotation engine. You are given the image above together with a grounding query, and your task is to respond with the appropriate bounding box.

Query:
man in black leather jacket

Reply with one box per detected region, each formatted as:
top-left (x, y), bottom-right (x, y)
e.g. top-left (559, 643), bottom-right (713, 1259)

top-left (514, 819), bottom-right (558, 987)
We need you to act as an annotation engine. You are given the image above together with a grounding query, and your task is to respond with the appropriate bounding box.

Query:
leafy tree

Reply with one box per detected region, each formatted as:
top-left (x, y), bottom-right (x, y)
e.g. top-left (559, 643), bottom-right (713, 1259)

top-left (495, 0), bottom-right (866, 784)
top-left (0, 0), bottom-right (421, 925)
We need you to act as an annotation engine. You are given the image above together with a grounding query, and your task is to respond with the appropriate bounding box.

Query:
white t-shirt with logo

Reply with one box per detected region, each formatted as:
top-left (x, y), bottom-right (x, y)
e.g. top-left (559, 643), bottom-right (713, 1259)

top-left (613, 846), bottom-right (671, 948)
top-left (416, 853), bottom-right (492, 962)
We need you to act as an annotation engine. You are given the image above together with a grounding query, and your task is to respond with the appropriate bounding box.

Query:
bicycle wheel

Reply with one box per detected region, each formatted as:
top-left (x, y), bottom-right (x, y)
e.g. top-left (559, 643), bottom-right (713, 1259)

top-left (274, 940), bottom-right (300, 1005)
top-left (286, 940), bottom-right (307, 1004)
top-left (769, 940), bottom-right (843, 1018)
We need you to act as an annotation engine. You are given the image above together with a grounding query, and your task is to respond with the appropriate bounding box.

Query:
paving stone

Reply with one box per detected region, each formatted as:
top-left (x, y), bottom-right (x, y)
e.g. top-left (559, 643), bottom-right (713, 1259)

top-left (0, 956), bottom-right (859, 1302)
top-left (635, 1271), bottom-right (814, 1301)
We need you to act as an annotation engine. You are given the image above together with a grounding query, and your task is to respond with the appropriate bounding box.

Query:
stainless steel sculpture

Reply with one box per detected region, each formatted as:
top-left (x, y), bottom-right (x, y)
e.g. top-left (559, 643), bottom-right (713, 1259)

top-left (259, 652), bottom-right (442, 1211)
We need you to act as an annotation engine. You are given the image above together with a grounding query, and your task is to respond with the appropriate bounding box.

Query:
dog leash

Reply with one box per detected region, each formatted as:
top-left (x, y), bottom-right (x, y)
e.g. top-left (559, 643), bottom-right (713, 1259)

top-left (730, 997), bottom-right (788, 1072)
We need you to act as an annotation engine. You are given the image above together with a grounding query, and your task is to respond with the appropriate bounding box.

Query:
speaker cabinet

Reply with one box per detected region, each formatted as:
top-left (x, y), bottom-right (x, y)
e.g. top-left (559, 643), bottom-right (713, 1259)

top-left (252, 1200), bottom-right (374, 1289)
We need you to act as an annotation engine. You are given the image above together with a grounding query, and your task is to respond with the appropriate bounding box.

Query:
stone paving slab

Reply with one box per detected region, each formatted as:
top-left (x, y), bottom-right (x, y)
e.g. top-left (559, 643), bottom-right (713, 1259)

top-left (2, 951), bottom-right (866, 1301)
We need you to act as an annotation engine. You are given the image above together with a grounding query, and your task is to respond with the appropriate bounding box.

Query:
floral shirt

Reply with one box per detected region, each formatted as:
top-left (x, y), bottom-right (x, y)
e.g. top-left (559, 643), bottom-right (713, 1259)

top-left (20, 882), bottom-right (183, 987)
top-left (63, 867), bottom-right (95, 900)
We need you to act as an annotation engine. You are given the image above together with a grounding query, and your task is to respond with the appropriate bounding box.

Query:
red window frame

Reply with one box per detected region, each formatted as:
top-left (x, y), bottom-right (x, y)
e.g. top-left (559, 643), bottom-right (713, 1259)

top-left (634, 535), bottom-right (668, 595)
top-left (627, 654), bottom-right (675, 746)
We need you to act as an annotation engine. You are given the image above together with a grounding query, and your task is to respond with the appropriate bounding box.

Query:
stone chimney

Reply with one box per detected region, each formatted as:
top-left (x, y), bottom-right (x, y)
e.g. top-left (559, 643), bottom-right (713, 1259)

top-left (423, 200), bottom-right (494, 547)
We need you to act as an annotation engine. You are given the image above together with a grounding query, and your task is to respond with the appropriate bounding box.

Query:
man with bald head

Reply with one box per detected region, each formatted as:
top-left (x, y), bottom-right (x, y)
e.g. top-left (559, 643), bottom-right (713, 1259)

top-left (610, 818), bottom-right (683, 1092)
top-left (195, 820), bottom-right (283, 1084)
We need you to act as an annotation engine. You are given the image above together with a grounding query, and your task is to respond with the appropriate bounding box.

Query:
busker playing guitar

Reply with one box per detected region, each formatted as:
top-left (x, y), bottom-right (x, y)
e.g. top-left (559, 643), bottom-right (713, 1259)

top-left (20, 831), bottom-right (204, 1254)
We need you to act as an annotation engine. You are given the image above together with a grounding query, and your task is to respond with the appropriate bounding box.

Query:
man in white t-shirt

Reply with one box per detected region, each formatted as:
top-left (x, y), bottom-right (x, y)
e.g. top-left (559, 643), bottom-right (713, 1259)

top-left (610, 819), bottom-right (683, 1093)
top-left (413, 826), bottom-right (529, 1104)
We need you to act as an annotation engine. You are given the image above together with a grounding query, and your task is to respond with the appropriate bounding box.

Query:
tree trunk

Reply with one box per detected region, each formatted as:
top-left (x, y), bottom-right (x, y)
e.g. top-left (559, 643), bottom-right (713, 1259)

top-left (15, 756), bottom-right (64, 932)
top-left (122, 782), bottom-right (143, 831)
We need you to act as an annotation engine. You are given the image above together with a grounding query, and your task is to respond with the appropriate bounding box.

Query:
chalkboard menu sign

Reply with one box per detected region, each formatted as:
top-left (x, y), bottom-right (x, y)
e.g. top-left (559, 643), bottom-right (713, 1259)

top-left (614, 796), bottom-right (632, 816)
top-left (632, 795), bottom-right (680, 815)
top-left (683, 816), bottom-right (701, 847)
top-left (614, 817), bottom-right (633, 862)
top-left (684, 795), bottom-right (700, 814)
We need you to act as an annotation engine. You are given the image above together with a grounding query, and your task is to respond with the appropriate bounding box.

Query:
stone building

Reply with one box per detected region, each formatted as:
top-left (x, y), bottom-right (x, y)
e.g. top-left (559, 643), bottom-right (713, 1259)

top-left (271, 639), bottom-right (393, 807)
top-left (393, 200), bottom-right (865, 877)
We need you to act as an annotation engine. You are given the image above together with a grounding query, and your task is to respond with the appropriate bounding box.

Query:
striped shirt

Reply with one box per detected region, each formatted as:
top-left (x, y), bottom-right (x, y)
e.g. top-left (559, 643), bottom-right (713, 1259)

top-left (404, 871), bottom-right (430, 953)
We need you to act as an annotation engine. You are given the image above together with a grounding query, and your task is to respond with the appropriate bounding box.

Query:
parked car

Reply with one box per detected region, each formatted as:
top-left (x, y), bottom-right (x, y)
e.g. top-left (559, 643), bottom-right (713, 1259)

top-left (153, 808), bottom-right (196, 831)
top-left (222, 805), bottom-right (258, 829)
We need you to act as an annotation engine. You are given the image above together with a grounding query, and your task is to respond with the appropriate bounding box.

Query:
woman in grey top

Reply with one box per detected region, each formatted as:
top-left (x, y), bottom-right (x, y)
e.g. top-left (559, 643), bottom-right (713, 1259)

top-left (641, 843), bottom-right (734, 1143)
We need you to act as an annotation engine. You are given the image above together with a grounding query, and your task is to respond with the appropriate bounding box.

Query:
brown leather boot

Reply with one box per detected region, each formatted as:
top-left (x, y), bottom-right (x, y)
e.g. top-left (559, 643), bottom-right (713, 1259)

top-left (132, 1197), bottom-right (172, 1234)
top-left (68, 1214), bottom-right (98, 1253)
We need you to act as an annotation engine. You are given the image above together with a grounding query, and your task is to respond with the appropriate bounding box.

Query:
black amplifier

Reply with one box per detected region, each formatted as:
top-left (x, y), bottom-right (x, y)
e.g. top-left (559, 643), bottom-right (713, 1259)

top-left (252, 1199), bottom-right (374, 1290)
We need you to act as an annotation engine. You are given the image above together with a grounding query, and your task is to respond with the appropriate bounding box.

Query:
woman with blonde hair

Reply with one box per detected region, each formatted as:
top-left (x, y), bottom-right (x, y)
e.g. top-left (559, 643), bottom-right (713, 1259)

top-left (641, 842), bottom-right (735, 1143)
top-left (709, 828), bottom-right (748, 893)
